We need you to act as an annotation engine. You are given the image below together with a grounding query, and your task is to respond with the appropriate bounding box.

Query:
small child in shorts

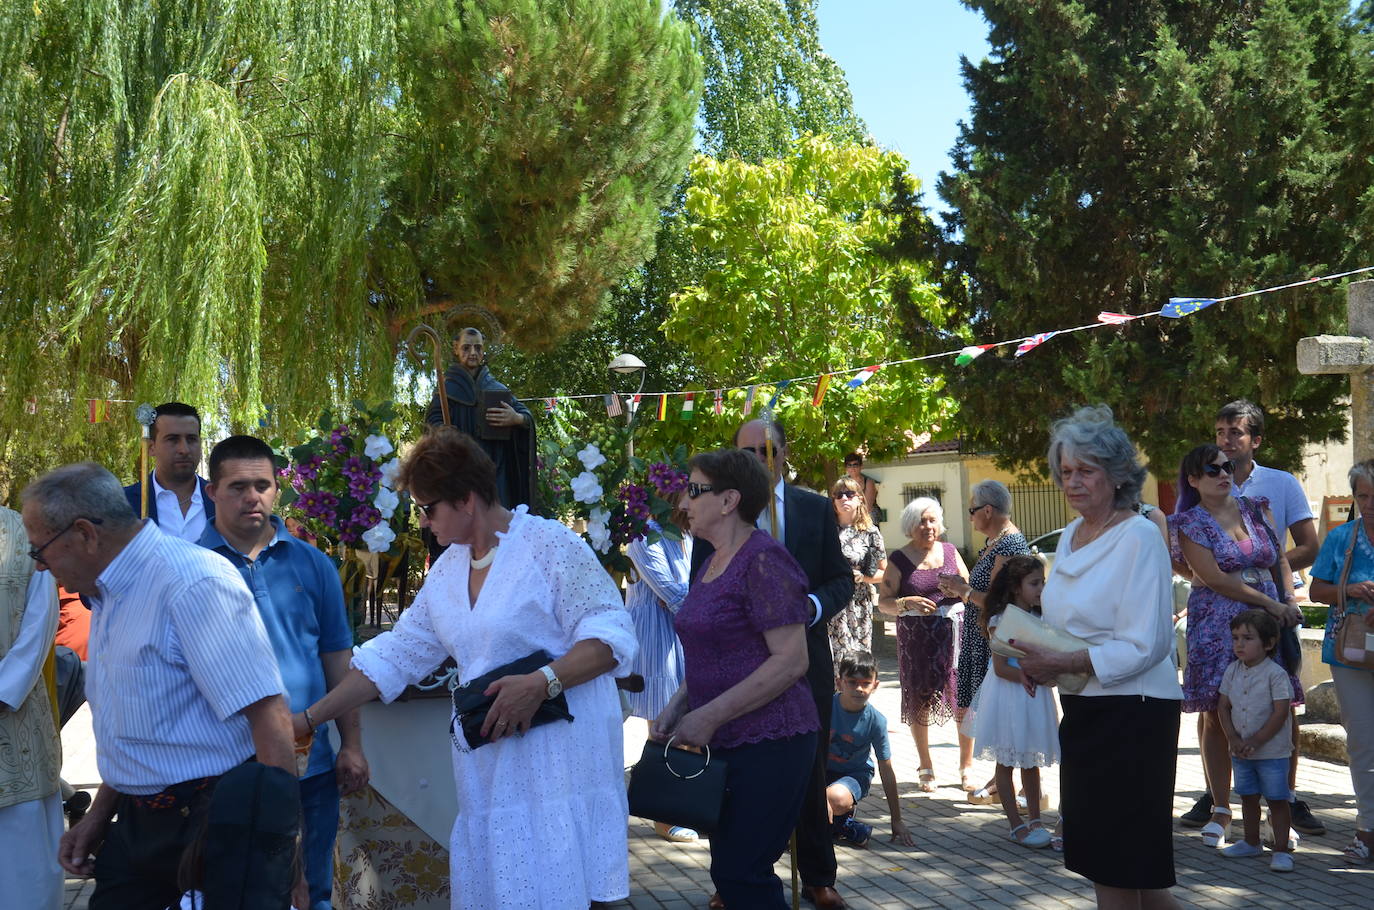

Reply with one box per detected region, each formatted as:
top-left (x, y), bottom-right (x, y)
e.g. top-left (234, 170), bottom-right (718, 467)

top-left (826, 651), bottom-right (914, 848)
top-left (1217, 609), bottom-right (1295, 872)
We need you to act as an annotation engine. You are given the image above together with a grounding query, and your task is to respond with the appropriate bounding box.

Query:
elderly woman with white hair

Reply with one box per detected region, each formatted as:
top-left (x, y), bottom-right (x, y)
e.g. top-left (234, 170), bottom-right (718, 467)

top-left (1015, 406), bottom-right (1181, 909)
top-left (938, 479), bottom-right (1030, 792)
top-left (877, 497), bottom-right (969, 792)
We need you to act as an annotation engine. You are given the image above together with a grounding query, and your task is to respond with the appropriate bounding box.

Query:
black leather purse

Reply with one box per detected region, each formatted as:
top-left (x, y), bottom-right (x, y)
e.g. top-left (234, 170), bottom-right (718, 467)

top-left (449, 650), bottom-right (573, 751)
top-left (626, 737), bottom-right (729, 835)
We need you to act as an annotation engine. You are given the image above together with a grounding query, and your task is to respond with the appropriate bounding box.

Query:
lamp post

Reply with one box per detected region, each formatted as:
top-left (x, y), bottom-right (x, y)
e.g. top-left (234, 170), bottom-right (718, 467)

top-left (608, 353), bottom-right (647, 459)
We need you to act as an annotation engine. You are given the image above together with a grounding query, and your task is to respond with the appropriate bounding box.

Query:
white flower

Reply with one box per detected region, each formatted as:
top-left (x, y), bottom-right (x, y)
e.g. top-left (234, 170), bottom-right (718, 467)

top-left (364, 434), bottom-right (394, 460)
top-left (570, 470), bottom-right (603, 504)
top-left (361, 521), bottom-right (396, 553)
top-left (587, 507), bottom-right (612, 554)
top-left (378, 458), bottom-right (401, 489)
top-left (373, 487), bottom-right (400, 519)
top-left (577, 443), bottom-right (607, 471)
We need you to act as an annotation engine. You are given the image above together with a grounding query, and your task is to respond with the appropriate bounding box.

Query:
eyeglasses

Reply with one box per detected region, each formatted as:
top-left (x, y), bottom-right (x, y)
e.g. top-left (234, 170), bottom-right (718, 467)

top-left (833, 490), bottom-right (858, 501)
top-left (968, 504), bottom-right (985, 515)
top-left (415, 499), bottom-right (440, 518)
top-left (1202, 461), bottom-right (1236, 478)
top-left (686, 482), bottom-right (715, 499)
top-left (844, 461), bottom-right (861, 468)
top-left (28, 517), bottom-right (102, 564)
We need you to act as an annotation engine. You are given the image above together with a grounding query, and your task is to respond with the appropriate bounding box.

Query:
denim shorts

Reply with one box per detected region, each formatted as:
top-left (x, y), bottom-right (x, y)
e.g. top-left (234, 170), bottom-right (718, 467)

top-left (825, 770), bottom-right (871, 804)
top-left (1231, 756), bottom-right (1290, 801)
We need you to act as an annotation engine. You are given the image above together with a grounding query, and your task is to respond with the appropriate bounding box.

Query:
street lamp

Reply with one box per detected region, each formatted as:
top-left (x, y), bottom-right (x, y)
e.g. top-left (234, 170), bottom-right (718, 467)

top-left (608, 353), bottom-right (647, 458)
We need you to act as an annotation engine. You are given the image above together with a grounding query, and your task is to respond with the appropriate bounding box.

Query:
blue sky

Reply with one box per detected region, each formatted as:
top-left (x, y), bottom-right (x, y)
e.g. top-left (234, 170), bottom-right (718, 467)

top-left (815, 0), bottom-right (991, 212)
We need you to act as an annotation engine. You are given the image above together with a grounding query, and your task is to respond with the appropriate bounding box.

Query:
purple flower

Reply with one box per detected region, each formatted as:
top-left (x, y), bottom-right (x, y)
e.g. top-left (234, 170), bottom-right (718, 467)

top-left (646, 462), bottom-right (687, 497)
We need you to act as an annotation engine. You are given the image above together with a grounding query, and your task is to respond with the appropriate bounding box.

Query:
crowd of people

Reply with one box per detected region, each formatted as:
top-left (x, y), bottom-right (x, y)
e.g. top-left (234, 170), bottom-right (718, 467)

top-left (1, 386), bottom-right (1371, 910)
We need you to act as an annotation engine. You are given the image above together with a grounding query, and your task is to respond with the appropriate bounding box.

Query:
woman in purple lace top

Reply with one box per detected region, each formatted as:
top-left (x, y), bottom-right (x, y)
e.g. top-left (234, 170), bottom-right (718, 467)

top-left (652, 448), bottom-right (818, 909)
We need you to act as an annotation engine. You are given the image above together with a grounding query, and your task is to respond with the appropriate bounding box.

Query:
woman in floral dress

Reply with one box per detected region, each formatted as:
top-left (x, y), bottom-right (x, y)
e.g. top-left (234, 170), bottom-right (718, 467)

top-left (827, 476), bottom-right (887, 657)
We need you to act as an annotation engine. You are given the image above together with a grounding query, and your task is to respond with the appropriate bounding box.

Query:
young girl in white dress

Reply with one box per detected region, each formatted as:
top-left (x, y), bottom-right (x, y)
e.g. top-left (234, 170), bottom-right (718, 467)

top-left (971, 554), bottom-right (1061, 848)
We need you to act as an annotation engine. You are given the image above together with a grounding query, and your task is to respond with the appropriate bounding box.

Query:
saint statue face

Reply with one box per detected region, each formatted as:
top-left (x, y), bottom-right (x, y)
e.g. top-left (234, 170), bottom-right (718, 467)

top-left (454, 330), bottom-right (485, 374)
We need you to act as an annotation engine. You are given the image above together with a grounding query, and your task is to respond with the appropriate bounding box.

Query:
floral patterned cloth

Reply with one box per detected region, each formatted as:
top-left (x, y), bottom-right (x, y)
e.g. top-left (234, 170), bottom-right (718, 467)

top-left (333, 785), bottom-right (450, 910)
top-left (1168, 497), bottom-right (1302, 712)
top-left (827, 525), bottom-right (885, 658)
top-left (957, 531), bottom-right (1029, 709)
top-left (890, 545), bottom-right (961, 726)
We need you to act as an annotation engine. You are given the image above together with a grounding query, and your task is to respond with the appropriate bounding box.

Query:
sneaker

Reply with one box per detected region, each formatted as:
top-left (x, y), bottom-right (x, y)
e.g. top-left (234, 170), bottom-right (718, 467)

top-left (1289, 799), bottom-right (1326, 836)
top-left (837, 817), bottom-right (872, 849)
top-left (1263, 814), bottom-right (1300, 852)
top-left (1220, 841), bottom-right (1264, 858)
top-left (1180, 793), bottom-right (1213, 828)
top-left (1270, 852), bottom-right (1295, 873)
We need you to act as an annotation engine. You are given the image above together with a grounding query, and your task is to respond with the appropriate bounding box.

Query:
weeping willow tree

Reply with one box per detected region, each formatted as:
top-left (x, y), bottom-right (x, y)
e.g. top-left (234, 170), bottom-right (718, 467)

top-left (0, 0), bottom-right (700, 495)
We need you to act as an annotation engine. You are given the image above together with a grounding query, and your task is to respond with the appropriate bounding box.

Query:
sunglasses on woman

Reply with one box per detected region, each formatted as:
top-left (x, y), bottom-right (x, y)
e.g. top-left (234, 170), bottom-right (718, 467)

top-left (686, 482), bottom-right (715, 499)
top-left (1202, 460), bottom-right (1236, 477)
top-left (833, 490), bottom-right (858, 501)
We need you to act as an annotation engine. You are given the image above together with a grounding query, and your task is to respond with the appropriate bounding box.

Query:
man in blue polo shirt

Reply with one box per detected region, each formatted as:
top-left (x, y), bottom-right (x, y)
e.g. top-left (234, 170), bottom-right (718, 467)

top-left (202, 435), bottom-right (369, 910)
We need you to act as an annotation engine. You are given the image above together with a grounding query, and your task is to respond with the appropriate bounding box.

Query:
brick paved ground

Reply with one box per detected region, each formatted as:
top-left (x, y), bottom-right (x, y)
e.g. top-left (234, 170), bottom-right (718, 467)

top-left (62, 626), bottom-right (1371, 909)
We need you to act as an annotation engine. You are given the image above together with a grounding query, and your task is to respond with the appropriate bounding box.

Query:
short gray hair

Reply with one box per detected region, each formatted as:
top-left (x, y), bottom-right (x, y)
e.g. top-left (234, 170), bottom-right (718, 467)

top-left (22, 463), bottom-right (140, 532)
top-left (1351, 460), bottom-right (1374, 497)
top-left (901, 496), bottom-right (945, 538)
top-left (1047, 405), bottom-right (1146, 511)
top-left (971, 479), bottom-right (1011, 516)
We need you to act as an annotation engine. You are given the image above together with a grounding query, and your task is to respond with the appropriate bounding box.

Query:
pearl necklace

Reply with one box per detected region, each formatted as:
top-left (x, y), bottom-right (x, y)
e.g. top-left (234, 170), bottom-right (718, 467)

top-left (470, 545), bottom-right (498, 570)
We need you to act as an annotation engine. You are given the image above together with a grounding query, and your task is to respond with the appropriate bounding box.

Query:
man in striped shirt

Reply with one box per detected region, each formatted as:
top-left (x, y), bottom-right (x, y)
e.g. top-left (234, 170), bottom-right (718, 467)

top-left (21, 462), bottom-right (297, 909)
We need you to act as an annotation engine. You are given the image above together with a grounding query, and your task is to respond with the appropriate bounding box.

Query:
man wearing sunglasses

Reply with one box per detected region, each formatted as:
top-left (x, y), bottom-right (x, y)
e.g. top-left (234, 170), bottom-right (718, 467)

top-left (21, 462), bottom-right (299, 909)
top-left (692, 419), bottom-right (854, 910)
top-left (1178, 400), bottom-right (1325, 837)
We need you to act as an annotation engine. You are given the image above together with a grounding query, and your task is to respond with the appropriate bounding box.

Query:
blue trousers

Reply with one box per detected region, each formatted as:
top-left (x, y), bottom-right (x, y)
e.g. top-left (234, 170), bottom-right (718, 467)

top-left (709, 732), bottom-right (817, 909)
top-left (300, 769), bottom-right (340, 910)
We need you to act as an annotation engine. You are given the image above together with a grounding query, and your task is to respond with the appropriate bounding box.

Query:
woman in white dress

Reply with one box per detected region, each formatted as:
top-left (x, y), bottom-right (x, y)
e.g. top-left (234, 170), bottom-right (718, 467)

top-left (295, 426), bottom-right (637, 910)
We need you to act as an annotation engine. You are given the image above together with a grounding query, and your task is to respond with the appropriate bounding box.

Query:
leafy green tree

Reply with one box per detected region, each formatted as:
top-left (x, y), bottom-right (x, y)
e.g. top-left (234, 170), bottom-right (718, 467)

top-left (935, 0), bottom-right (1374, 475)
top-left (656, 134), bottom-right (957, 486)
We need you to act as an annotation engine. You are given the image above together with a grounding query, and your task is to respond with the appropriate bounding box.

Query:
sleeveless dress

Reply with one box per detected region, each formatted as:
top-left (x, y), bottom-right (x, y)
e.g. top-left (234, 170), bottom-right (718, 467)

top-left (1167, 496), bottom-right (1303, 712)
top-left (971, 613), bottom-right (1060, 768)
top-left (890, 543), bottom-right (961, 726)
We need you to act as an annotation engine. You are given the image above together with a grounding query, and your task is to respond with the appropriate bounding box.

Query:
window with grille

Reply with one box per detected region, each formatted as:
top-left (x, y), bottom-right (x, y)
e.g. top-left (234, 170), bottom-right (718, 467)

top-left (901, 484), bottom-right (944, 507)
top-left (1008, 482), bottom-right (1074, 540)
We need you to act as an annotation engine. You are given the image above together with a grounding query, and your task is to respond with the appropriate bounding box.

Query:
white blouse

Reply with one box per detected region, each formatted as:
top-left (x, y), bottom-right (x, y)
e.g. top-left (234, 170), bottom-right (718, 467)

top-left (1042, 514), bottom-right (1182, 699)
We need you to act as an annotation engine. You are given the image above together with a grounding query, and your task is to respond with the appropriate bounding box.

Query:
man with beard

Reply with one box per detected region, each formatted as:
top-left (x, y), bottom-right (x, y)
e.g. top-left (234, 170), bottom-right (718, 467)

top-left (425, 327), bottom-right (536, 510)
top-left (123, 402), bottom-right (215, 540)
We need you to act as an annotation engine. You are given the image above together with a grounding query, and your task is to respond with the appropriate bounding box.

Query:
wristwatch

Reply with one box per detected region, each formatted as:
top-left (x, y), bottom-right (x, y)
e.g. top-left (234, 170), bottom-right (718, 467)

top-left (539, 665), bottom-right (563, 699)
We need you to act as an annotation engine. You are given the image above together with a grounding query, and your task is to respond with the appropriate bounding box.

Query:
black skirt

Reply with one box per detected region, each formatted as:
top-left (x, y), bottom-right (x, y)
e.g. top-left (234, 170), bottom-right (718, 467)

top-left (1060, 694), bottom-right (1181, 890)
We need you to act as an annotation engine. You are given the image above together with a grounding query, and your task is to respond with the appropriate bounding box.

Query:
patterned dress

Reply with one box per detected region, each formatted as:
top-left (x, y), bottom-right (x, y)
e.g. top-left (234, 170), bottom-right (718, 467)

top-left (1168, 497), bottom-right (1303, 713)
top-left (957, 531), bottom-right (1029, 709)
top-left (890, 543), bottom-right (962, 726)
top-left (827, 524), bottom-right (886, 658)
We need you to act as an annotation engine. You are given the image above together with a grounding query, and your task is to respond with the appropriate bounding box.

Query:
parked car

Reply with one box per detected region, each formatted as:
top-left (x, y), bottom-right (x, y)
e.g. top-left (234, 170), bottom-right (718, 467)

top-left (1028, 528), bottom-right (1062, 571)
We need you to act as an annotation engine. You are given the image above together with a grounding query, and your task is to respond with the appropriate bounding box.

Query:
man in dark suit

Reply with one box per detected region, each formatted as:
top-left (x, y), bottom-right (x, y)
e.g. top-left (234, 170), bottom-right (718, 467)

top-left (122, 402), bottom-right (215, 541)
top-left (692, 418), bottom-right (854, 910)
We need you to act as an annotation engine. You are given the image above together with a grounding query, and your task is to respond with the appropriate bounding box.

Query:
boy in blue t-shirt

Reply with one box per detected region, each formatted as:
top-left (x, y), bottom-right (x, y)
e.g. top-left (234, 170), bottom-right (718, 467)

top-left (827, 651), bottom-right (914, 848)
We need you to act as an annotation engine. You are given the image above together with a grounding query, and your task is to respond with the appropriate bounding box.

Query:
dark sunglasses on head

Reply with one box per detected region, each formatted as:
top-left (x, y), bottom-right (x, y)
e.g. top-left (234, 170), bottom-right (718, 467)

top-left (1202, 460), bottom-right (1236, 477)
top-left (833, 490), bottom-right (858, 501)
top-left (686, 482), bottom-right (715, 499)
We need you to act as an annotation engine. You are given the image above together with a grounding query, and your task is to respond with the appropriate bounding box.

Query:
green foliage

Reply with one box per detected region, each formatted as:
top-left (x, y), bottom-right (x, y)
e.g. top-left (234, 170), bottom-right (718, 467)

top-left (658, 135), bottom-right (958, 485)
top-left (935, 0), bottom-right (1374, 476)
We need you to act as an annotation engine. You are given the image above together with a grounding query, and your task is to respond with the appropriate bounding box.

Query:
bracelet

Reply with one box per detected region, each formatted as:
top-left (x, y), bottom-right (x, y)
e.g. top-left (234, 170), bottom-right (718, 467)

top-left (304, 707), bottom-right (317, 733)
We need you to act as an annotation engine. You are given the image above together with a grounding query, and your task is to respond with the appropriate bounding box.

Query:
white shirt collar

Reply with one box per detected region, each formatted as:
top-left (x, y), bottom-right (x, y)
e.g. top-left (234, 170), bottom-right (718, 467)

top-left (151, 471), bottom-right (202, 503)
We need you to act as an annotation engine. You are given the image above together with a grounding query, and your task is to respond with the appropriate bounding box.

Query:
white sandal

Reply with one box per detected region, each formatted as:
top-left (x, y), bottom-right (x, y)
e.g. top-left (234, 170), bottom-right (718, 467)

top-left (1200, 806), bottom-right (1232, 847)
top-left (1344, 835), bottom-right (1372, 865)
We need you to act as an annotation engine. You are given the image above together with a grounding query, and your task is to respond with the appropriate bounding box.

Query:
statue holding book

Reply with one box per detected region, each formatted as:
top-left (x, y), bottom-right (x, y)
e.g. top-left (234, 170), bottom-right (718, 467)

top-left (424, 326), bottom-right (536, 509)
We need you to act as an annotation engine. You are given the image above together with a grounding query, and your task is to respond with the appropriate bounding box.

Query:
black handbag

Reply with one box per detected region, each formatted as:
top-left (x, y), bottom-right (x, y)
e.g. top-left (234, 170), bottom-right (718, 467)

top-left (449, 650), bottom-right (573, 751)
top-left (626, 737), bottom-right (729, 835)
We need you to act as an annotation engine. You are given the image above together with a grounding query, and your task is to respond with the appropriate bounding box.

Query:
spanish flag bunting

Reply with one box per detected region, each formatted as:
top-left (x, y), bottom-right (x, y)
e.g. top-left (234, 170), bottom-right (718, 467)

top-left (87, 399), bottom-right (110, 423)
top-left (713, 389), bottom-right (724, 415)
top-left (812, 374), bottom-right (831, 407)
top-left (845, 365), bottom-right (880, 389)
top-left (742, 385), bottom-right (757, 416)
top-left (954, 345), bottom-right (993, 366)
top-left (1014, 332), bottom-right (1057, 357)
top-left (680, 391), bottom-right (695, 421)
top-left (656, 394), bottom-right (668, 421)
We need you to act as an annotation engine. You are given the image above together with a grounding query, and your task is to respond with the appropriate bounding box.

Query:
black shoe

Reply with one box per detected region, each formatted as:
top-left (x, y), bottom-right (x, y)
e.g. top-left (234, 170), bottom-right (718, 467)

top-left (1290, 799), bottom-right (1326, 836)
top-left (64, 790), bottom-right (91, 825)
top-left (1179, 793), bottom-right (1213, 828)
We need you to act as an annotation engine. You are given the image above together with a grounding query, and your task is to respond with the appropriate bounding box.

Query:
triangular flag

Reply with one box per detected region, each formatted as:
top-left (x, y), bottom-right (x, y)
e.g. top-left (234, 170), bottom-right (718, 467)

top-left (86, 399), bottom-right (109, 423)
top-left (955, 345), bottom-right (993, 366)
top-left (23, 397), bottom-right (37, 414)
top-left (656, 394), bottom-right (668, 421)
top-left (1015, 332), bottom-right (1057, 357)
top-left (680, 391), bottom-right (695, 421)
top-left (743, 386), bottom-right (757, 416)
top-left (1161, 297), bottom-right (1218, 318)
top-left (1096, 311), bottom-right (1137, 325)
top-left (544, 398), bottom-right (556, 412)
top-left (766, 380), bottom-right (791, 409)
top-left (812, 374), bottom-right (831, 407)
top-left (604, 394), bottom-right (623, 417)
top-left (846, 365), bottom-right (881, 389)
top-left (630, 393), bottom-right (642, 414)
top-left (713, 389), bottom-right (724, 415)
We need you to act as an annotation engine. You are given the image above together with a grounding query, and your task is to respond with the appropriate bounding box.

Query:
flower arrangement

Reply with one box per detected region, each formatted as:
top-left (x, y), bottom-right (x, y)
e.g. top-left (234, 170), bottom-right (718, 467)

top-left (279, 401), bottom-right (411, 555)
